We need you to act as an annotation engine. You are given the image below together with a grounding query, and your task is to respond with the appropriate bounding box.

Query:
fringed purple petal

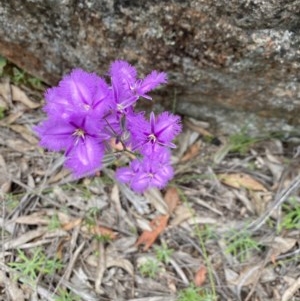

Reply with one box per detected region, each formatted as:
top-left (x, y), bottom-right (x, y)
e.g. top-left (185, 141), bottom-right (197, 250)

top-left (44, 69), bottom-right (111, 118)
top-left (34, 118), bottom-right (75, 151)
top-left (65, 137), bottom-right (104, 177)
top-left (109, 60), bottom-right (137, 84)
top-left (59, 69), bottom-right (98, 105)
top-left (127, 112), bottom-right (149, 150)
top-left (137, 71), bottom-right (167, 95)
top-left (116, 166), bottom-right (134, 184)
top-left (130, 173), bottom-right (150, 193)
top-left (154, 112), bottom-right (182, 143)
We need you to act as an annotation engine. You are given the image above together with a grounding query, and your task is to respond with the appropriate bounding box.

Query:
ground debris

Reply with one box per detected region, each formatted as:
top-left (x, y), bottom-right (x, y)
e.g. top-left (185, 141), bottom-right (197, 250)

top-left (2, 79), bottom-right (300, 301)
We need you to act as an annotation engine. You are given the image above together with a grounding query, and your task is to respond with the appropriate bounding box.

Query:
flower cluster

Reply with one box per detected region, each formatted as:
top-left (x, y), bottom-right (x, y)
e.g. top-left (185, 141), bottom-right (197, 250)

top-left (35, 60), bottom-right (181, 193)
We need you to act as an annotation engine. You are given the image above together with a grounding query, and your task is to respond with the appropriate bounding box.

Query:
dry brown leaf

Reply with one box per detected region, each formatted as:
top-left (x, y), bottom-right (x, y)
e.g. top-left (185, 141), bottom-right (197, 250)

top-left (43, 229), bottom-right (69, 239)
top-left (136, 216), bottom-right (153, 231)
top-left (84, 225), bottom-right (117, 240)
top-left (234, 265), bottom-right (261, 287)
top-left (218, 173), bottom-right (267, 191)
top-left (0, 270), bottom-right (25, 301)
top-left (9, 124), bottom-right (39, 145)
top-left (15, 210), bottom-right (73, 228)
top-left (68, 268), bottom-right (99, 300)
top-left (0, 179), bottom-right (11, 194)
top-left (167, 278), bottom-right (177, 294)
top-left (194, 265), bottom-right (207, 287)
top-left (186, 216), bottom-right (218, 226)
top-left (180, 141), bottom-right (201, 162)
top-left (232, 189), bottom-right (255, 213)
top-left (282, 277), bottom-right (300, 301)
top-left (11, 85), bottom-right (40, 109)
top-left (136, 215), bottom-right (169, 251)
top-left (164, 187), bottom-right (180, 214)
top-left (224, 268), bottom-right (239, 285)
top-left (3, 228), bottom-right (46, 250)
top-left (62, 218), bottom-right (82, 231)
top-left (0, 111), bottom-right (23, 126)
top-left (270, 237), bottom-right (297, 263)
top-left (86, 254), bottom-right (134, 276)
top-left (27, 174), bottom-right (35, 189)
top-left (144, 188), bottom-right (169, 215)
top-left (0, 154), bottom-right (6, 169)
top-left (6, 139), bottom-right (34, 152)
top-left (111, 184), bottom-right (123, 216)
top-left (0, 95), bottom-right (8, 111)
top-left (56, 211), bottom-right (73, 224)
top-left (48, 169), bottom-right (71, 184)
top-left (14, 213), bottom-right (49, 225)
top-left (0, 80), bottom-right (12, 108)
top-left (0, 154), bottom-right (11, 194)
top-left (170, 205), bottom-right (194, 226)
top-left (184, 118), bottom-right (213, 137)
top-left (56, 239), bottom-right (66, 260)
top-left (106, 256), bottom-right (134, 276)
top-left (86, 254), bottom-right (101, 267)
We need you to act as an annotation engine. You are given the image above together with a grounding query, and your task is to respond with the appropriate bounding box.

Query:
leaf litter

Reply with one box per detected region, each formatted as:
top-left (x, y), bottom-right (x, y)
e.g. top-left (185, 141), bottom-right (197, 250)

top-left (1, 78), bottom-right (300, 301)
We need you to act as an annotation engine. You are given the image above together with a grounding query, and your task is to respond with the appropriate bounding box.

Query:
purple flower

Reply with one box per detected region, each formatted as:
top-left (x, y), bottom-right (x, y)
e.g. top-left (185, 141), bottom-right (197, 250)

top-left (109, 60), bottom-right (167, 112)
top-left (128, 111), bottom-right (182, 154)
top-left (35, 61), bottom-right (180, 191)
top-left (44, 69), bottom-right (112, 119)
top-left (103, 109), bottom-right (145, 150)
top-left (35, 114), bottom-right (109, 177)
top-left (116, 149), bottom-right (174, 193)
top-left (115, 159), bottom-right (141, 185)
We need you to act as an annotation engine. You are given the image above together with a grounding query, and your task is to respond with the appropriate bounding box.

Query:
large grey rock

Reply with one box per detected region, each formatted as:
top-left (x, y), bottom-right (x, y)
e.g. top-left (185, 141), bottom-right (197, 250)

top-left (1, 0), bottom-right (300, 135)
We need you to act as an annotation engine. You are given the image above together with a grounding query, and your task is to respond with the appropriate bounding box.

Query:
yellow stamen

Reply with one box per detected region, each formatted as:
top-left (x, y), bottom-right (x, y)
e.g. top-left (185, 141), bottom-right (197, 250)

top-left (73, 128), bottom-right (85, 138)
top-left (148, 133), bottom-right (157, 143)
